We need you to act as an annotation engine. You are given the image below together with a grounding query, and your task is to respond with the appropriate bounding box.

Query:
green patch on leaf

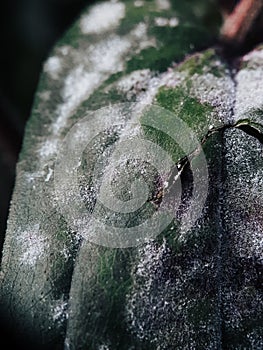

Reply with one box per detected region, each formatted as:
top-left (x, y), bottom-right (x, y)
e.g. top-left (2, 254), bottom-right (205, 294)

top-left (72, 73), bottom-right (128, 114)
top-left (58, 21), bottom-right (82, 49)
top-left (117, 1), bottom-right (156, 36)
top-left (126, 25), bottom-right (213, 73)
top-left (156, 86), bottom-right (214, 136)
top-left (83, 87), bottom-right (127, 111)
top-left (178, 49), bottom-right (226, 77)
top-left (90, 248), bottom-right (138, 348)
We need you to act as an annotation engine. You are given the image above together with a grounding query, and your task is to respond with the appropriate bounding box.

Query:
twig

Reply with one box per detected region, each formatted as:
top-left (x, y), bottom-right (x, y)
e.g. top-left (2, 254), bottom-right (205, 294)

top-left (220, 0), bottom-right (263, 45)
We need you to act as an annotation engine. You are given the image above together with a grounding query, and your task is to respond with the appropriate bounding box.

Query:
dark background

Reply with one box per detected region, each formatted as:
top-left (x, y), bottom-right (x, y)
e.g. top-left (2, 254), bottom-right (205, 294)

top-left (0, 0), bottom-right (97, 261)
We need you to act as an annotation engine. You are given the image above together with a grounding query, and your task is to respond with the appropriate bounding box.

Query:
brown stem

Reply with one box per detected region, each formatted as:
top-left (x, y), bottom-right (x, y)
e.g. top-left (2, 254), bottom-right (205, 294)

top-left (220, 0), bottom-right (263, 45)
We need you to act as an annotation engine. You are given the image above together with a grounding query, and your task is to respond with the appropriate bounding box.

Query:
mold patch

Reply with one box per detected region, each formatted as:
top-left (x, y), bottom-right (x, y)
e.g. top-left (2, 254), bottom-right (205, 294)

top-left (80, 1), bottom-right (125, 35)
top-left (16, 224), bottom-right (48, 267)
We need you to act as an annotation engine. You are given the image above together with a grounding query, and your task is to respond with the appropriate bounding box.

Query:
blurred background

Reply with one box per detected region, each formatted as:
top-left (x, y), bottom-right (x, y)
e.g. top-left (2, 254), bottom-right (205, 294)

top-left (0, 0), bottom-right (97, 262)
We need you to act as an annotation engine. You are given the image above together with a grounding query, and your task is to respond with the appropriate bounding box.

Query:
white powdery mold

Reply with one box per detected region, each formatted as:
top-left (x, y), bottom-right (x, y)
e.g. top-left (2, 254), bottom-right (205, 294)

top-left (52, 34), bottom-right (138, 136)
top-left (58, 45), bottom-right (71, 56)
top-left (50, 25), bottom-right (153, 136)
top-left (136, 74), bottom-right (163, 107)
top-left (62, 67), bottom-right (101, 103)
top-left (38, 138), bottom-right (59, 159)
top-left (24, 166), bottom-right (54, 187)
top-left (169, 17), bottom-right (179, 27)
top-left (80, 1), bottom-right (125, 35)
top-left (125, 239), bottom-right (217, 348)
top-left (136, 67), bottom-right (186, 107)
top-left (234, 67), bottom-right (263, 120)
top-left (135, 239), bottom-right (168, 278)
top-left (90, 35), bottom-right (131, 73)
top-left (156, 0), bottom-right (171, 10)
top-left (113, 114), bottom-right (143, 145)
top-left (87, 24), bottom-right (151, 73)
top-left (52, 69), bottom-right (102, 135)
top-left (223, 129), bottom-right (263, 262)
top-left (126, 240), bottom-right (171, 332)
top-left (44, 56), bottom-right (62, 80)
top-left (116, 69), bottom-right (152, 93)
top-left (130, 22), bottom-right (155, 51)
top-left (246, 330), bottom-right (263, 349)
top-left (162, 68), bottom-right (187, 88)
top-left (134, 0), bottom-right (144, 7)
top-left (52, 300), bottom-right (68, 323)
top-left (190, 73), bottom-right (235, 123)
top-left (45, 167), bottom-right (53, 182)
top-left (38, 90), bottom-right (51, 102)
top-left (243, 47), bottom-right (263, 63)
top-left (155, 17), bottom-right (179, 27)
top-left (24, 170), bottom-right (46, 183)
top-left (16, 224), bottom-right (48, 267)
top-left (222, 288), bottom-right (263, 332)
top-left (60, 246), bottom-right (72, 261)
top-left (234, 221), bottom-right (263, 261)
top-left (98, 345), bottom-right (110, 350)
